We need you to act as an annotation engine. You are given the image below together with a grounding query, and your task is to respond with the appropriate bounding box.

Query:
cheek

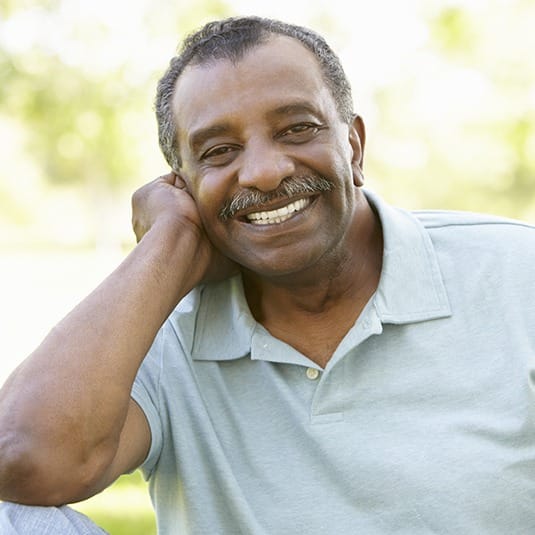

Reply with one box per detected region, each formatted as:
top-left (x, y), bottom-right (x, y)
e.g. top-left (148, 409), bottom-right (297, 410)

top-left (193, 184), bottom-right (234, 245)
top-left (196, 169), bottom-right (233, 203)
top-left (189, 177), bottom-right (225, 220)
top-left (315, 138), bottom-right (351, 174)
top-left (328, 151), bottom-right (354, 191)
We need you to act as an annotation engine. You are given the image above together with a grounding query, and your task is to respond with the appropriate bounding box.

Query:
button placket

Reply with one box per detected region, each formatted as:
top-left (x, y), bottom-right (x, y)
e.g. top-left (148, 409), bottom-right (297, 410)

top-left (309, 356), bottom-right (348, 423)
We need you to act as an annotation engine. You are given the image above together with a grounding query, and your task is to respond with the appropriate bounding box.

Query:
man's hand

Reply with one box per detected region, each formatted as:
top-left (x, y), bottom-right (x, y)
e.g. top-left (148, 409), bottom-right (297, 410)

top-left (131, 172), bottom-right (238, 284)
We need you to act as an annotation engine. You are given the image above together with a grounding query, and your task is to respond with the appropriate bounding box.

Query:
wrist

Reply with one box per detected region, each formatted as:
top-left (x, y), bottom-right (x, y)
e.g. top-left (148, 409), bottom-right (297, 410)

top-left (138, 217), bottom-right (211, 295)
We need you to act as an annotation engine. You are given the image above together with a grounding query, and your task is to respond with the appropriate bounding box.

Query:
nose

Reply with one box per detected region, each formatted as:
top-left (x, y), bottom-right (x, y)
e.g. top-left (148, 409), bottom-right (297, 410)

top-left (238, 139), bottom-right (296, 192)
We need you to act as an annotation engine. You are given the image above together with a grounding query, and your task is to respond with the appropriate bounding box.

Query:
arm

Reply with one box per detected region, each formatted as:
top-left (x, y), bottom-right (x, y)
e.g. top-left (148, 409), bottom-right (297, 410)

top-left (0, 173), bottom-right (234, 505)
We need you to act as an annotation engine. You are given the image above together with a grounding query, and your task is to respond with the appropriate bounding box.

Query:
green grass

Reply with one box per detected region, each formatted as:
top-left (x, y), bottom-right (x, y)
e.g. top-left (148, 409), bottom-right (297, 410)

top-left (73, 470), bottom-right (157, 535)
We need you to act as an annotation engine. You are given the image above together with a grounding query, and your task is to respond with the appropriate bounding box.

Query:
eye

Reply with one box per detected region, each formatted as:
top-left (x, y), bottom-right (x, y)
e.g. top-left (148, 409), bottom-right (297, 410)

top-left (279, 122), bottom-right (325, 141)
top-left (200, 144), bottom-right (239, 165)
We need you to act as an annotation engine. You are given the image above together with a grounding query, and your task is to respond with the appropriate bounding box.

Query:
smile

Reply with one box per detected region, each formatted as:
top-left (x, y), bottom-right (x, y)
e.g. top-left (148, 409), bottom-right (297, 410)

top-left (245, 198), bottom-right (311, 225)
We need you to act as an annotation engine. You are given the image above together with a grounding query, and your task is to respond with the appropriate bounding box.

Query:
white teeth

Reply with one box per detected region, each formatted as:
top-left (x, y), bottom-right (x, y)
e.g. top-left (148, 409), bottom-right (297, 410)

top-left (246, 198), bottom-right (310, 225)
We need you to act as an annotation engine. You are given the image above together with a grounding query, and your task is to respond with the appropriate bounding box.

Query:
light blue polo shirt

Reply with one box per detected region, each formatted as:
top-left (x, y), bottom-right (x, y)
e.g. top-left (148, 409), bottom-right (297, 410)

top-left (132, 190), bottom-right (535, 534)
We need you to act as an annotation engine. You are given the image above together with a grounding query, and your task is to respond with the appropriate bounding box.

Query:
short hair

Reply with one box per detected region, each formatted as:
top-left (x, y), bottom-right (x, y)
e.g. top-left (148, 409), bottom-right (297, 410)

top-left (155, 16), bottom-right (355, 170)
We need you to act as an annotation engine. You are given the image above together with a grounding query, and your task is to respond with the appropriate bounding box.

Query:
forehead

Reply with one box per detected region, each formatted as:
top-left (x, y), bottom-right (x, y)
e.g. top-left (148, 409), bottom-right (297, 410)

top-left (172, 36), bottom-right (336, 144)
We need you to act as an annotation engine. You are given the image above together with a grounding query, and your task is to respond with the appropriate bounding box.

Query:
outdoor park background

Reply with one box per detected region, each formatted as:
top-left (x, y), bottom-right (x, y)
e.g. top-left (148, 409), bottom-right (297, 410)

top-left (1, 0), bottom-right (535, 533)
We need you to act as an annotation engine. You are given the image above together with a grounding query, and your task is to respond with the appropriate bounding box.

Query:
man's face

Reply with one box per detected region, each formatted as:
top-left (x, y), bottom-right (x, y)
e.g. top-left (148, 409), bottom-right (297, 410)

top-left (173, 35), bottom-right (365, 277)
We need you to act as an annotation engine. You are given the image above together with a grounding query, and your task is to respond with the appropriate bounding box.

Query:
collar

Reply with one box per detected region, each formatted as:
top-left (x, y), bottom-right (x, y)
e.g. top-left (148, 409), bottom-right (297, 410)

top-left (188, 189), bottom-right (451, 362)
top-left (365, 189), bottom-right (451, 324)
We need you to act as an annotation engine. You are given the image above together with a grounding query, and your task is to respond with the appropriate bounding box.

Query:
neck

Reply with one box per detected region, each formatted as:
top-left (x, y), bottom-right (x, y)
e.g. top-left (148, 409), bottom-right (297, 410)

top-left (242, 195), bottom-right (383, 366)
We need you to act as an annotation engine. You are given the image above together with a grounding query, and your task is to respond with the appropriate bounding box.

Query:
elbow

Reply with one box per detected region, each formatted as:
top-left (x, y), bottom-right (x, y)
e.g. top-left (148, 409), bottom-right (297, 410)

top-left (0, 431), bottom-right (45, 504)
top-left (0, 430), bottom-right (113, 506)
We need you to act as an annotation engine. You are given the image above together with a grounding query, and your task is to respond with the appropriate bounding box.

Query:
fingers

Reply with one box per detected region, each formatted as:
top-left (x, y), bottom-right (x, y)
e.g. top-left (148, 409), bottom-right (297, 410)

top-left (156, 172), bottom-right (176, 185)
top-left (155, 171), bottom-right (188, 192)
top-left (173, 173), bottom-right (187, 190)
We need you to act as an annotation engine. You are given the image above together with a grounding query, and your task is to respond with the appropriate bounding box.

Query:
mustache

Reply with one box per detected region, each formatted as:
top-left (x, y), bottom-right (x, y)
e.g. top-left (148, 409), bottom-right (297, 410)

top-left (219, 175), bottom-right (334, 220)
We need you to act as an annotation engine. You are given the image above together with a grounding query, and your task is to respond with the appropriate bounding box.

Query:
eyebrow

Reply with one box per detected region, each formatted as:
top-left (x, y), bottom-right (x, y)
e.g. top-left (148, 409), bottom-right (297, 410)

top-left (189, 123), bottom-right (233, 154)
top-left (268, 102), bottom-right (322, 118)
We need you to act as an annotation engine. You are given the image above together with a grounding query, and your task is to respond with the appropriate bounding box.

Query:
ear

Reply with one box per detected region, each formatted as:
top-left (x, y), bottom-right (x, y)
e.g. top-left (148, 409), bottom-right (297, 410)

top-left (349, 114), bottom-right (366, 187)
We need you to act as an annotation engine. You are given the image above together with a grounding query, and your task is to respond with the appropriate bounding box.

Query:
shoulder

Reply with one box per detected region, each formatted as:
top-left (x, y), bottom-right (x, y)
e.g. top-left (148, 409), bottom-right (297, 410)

top-left (412, 209), bottom-right (535, 254)
top-left (406, 208), bottom-right (535, 324)
top-left (413, 208), bottom-right (535, 233)
top-left (365, 188), bottom-right (535, 242)
top-left (409, 209), bottom-right (535, 300)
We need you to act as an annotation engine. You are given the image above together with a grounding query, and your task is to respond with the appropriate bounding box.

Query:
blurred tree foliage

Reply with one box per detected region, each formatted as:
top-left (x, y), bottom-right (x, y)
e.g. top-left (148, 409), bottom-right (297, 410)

top-left (0, 0), bottom-right (230, 187)
top-left (1, 0), bottom-right (535, 249)
top-left (0, 0), bottom-right (231, 246)
top-left (367, 1), bottom-right (535, 219)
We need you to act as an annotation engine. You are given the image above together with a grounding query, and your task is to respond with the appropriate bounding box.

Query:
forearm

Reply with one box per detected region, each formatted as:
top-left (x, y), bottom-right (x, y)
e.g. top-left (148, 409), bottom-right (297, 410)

top-left (0, 222), bottom-right (206, 501)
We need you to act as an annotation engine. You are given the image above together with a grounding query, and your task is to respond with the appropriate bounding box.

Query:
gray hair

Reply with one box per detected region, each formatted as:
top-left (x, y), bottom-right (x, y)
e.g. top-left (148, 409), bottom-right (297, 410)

top-left (155, 16), bottom-right (355, 170)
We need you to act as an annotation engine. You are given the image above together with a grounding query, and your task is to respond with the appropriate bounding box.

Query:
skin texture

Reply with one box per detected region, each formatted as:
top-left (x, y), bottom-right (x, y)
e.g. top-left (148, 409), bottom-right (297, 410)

top-left (175, 36), bottom-right (383, 364)
top-left (0, 35), bottom-right (382, 505)
top-left (176, 37), bottom-right (361, 278)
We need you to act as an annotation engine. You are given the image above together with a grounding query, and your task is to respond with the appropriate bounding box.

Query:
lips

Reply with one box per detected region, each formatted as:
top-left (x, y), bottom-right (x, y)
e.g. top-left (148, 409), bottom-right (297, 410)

top-left (245, 197), bottom-right (311, 225)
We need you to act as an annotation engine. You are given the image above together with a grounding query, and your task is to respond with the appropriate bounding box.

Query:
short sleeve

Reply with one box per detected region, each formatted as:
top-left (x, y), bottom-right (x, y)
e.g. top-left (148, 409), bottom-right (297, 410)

top-left (131, 329), bottom-right (165, 480)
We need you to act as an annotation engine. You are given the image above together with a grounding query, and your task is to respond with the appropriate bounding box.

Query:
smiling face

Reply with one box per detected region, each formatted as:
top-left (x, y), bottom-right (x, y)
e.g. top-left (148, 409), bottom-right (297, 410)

top-left (173, 35), bottom-right (366, 278)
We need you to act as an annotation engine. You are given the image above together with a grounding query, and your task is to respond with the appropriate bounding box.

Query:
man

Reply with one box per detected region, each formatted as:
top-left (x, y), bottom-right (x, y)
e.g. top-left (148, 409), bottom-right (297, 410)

top-left (1, 15), bottom-right (535, 535)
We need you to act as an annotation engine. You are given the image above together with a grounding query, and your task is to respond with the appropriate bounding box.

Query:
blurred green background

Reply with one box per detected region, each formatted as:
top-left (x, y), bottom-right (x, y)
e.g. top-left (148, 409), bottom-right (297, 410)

top-left (1, 0), bottom-right (535, 533)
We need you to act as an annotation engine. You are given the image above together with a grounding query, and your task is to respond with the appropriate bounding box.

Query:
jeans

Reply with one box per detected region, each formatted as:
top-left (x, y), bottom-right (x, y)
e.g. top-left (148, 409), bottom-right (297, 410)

top-left (0, 502), bottom-right (108, 534)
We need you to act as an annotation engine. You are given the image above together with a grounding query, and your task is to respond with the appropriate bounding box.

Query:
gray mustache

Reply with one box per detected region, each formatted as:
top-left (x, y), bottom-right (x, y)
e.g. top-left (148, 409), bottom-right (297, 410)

top-left (219, 175), bottom-right (334, 220)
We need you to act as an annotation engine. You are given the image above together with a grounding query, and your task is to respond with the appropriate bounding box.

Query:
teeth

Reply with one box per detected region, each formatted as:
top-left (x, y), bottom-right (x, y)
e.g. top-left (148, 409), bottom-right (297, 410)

top-left (246, 198), bottom-right (310, 225)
